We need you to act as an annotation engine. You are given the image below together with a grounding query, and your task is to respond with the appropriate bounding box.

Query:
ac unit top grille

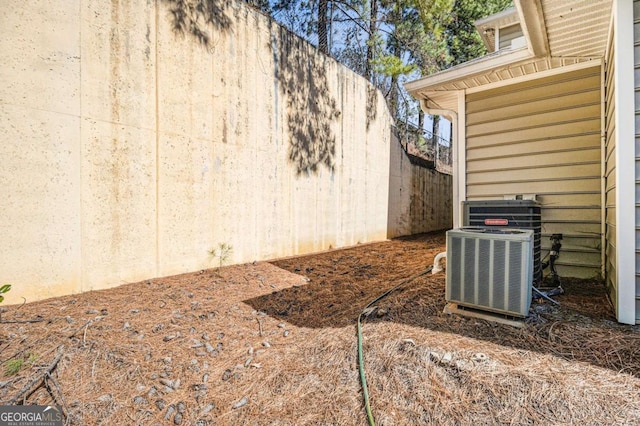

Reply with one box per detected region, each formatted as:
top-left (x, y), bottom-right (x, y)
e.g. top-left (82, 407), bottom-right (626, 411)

top-left (458, 227), bottom-right (531, 236)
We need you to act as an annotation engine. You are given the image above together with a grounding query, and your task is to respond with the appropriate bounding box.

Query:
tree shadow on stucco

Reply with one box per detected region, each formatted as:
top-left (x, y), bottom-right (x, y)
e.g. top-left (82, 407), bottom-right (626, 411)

top-left (161, 0), bottom-right (232, 45)
top-left (162, 2), bottom-right (340, 176)
top-left (270, 25), bottom-right (339, 176)
top-left (366, 85), bottom-right (378, 131)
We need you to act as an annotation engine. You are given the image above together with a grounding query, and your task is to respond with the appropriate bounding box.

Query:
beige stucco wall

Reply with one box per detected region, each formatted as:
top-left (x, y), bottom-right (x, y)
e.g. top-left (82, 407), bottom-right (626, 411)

top-left (1, 0), bottom-right (448, 304)
top-left (387, 132), bottom-right (453, 237)
top-left (0, 1), bottom-right (83, 301)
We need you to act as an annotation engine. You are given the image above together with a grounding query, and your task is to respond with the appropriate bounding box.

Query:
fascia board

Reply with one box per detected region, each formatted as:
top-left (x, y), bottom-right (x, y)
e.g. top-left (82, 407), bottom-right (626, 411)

top-left (405, 48), bottom-right (532, 97)
top-left (515, 0), bottom-right (549, 57)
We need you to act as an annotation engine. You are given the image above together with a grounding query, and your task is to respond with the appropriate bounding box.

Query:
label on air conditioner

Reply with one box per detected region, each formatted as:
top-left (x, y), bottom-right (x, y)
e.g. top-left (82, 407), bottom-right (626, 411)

top-left (484, 218), bottom-right (509, 226)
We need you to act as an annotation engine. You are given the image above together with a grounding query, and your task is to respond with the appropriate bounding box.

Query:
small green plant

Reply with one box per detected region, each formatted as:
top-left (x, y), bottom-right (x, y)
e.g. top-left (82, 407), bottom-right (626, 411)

top-left (4, 352), bottom-right (36, 376)
top-left (0, 284), bottom-right (11, 322)
top-left (0, 284), bottom-right (11, 304)
top-left (5, 358), bottom-right (23, 376)
top-left (209, 243), bottom-right (233, 272)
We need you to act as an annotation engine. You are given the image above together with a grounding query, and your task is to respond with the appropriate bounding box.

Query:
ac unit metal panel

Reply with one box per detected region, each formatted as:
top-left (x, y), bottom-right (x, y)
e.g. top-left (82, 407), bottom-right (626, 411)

top-left (462, 200), bottom-right (542, 285)
top-left (446, 227), bottom-right (533, 317)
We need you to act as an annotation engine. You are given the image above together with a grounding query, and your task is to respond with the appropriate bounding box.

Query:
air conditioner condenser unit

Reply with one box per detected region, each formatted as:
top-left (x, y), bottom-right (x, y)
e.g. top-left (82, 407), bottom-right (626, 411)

top-left (446, 227), bottom-right (534, 317)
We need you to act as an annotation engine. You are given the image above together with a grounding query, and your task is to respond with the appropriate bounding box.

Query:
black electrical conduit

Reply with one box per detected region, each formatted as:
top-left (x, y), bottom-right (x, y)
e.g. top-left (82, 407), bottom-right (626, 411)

top-left (357, 265), bottom-right (433, 426)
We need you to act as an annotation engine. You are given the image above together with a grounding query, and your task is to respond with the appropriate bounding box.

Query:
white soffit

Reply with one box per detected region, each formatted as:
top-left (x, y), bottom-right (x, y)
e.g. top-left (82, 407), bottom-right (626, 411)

top-left (542, 0), bottom-right (612, 58)
top-left (406, 54), bottom-right (597, 104)
top-left (421, 91), bottom-right (460, 111)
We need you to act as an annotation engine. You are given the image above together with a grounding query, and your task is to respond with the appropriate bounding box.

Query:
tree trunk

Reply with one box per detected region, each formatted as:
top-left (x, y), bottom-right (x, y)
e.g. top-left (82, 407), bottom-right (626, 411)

top-left (318, 0), bottom-right (329, 54)
top-left (432, 114), bottom-right (440, 140)
top-left (389, 39), bottom-right (402, 122)
top-left (388, 2), bottom-right (403, 122)
top-left (365, 0), bottom-right (377, 82)
top-left (389, 78), bottom-right (398, 122)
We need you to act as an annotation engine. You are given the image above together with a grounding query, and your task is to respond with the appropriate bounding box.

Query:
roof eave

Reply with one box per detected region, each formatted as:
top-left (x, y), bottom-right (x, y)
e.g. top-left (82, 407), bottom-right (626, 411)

top-left (474, 6), bottom-right (519, 52)
top-left (515, 0), bottom-right (549, 57)
top-left (406, 0), bottom-right (550, 100)
top-left (405, 47), bottom-right (532, 99)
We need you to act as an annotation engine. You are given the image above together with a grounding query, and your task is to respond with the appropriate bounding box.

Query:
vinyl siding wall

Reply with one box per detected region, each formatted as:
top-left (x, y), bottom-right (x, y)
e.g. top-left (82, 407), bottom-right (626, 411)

top-left (498, 24), bottom-right (523, 50)
top-left (466, 66), bottom-right (602, 278)
top-left (605, 21), bottom-right (617, 313)
top-left (634, 0), bottom-right (640, 321)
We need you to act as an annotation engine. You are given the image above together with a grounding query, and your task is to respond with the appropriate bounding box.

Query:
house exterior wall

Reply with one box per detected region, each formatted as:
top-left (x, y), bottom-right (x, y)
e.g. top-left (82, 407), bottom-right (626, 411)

top-left (605, 0), bottom-right (637, 325)
top-left (465, 66), bottom-right (602, 278)
top-left (498, 24), bottom-right (523, 50)
top-left (0, 0), bottom-right (403, 305)
top-left (634, 0), bottom-right (640, 321)
top-left (605, 19), bottom-right (618, 313)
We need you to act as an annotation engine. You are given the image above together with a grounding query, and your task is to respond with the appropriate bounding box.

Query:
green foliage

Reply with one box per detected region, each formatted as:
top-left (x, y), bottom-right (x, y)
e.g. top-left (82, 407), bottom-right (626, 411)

top-left (441, 0), bottom-right (514, 67)
top-left (415, 0), bottom-right (454, 33)
top-left (4, 353), bottom-right (34, 376)
top-left (383, 0), bottom-right (453, 76)
top-left (5, 359), bottom-right (23, 376)
top-left (209, 243), bottom-right (233, 272)
top-left (416, 134), bottom-right (428, 150)
top-left (260, 0), bottom-right (513, 131)
top-left (372, 54), bottom-right (416, 78)
top-left (0, 284), bottom-right (11, 304)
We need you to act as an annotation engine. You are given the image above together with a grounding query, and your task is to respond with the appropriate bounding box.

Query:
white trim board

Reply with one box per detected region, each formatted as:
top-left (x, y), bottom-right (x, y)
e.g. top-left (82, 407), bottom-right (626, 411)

top-left (613, 0), bottom-right (636, 325)
top-left (456, 91), bottom-right (466, 229)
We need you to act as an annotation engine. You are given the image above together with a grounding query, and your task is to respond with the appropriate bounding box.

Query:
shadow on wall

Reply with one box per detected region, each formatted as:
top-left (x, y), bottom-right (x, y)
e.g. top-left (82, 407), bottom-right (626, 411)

top-left (366, 85), bottom-right (378, 131)
top-left (161, 0), bottom-right (232, 44)
top-left (271, 26), bottom-right (339, 176)
top-left (161, 0), bottom-right (340, 177)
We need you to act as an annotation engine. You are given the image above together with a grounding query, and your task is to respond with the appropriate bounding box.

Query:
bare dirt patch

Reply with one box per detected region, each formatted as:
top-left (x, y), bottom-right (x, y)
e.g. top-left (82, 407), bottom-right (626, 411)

top-left (1, 232), bottom-right (640, 425)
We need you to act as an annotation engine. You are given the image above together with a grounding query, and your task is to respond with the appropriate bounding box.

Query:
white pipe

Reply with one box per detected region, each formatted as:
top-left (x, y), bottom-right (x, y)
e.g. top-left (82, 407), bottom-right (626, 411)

top-left (432, 251), bottom-right (447, 274)
top-left (420, 99), bottom-right (460, 228)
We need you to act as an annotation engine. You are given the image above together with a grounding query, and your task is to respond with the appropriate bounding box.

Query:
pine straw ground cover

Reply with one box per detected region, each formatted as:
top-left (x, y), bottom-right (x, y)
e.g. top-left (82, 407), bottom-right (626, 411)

top-left (1, 231), bottom-right (640, 425)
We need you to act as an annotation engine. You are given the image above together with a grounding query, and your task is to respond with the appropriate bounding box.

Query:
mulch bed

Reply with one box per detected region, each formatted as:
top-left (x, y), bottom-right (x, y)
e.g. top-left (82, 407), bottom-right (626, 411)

top-left (1, 231), bottom-right (639, 425)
